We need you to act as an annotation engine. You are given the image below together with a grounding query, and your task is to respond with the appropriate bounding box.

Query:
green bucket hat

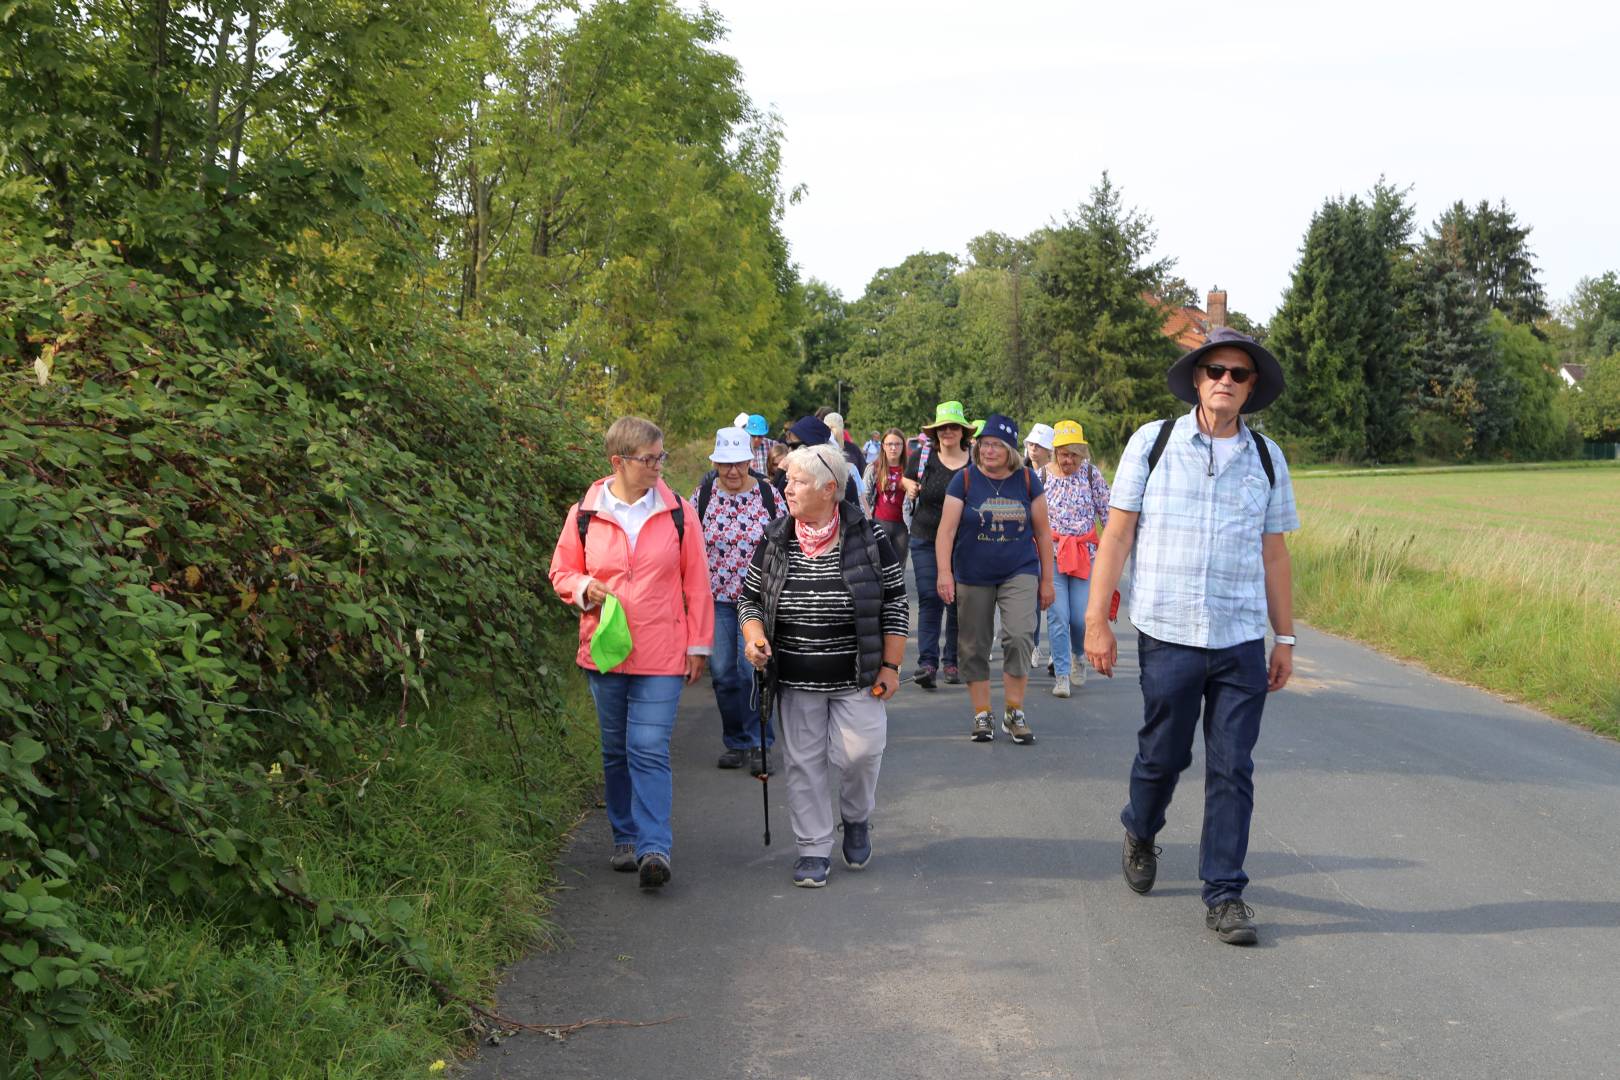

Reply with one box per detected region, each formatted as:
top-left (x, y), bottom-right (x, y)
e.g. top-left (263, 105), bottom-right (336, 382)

top-left (589, 594), bottom-right (633, 672)
top-left (971, 418), bottom-right (985, 438)
top-left (921, 400), bottom-right (971, 433)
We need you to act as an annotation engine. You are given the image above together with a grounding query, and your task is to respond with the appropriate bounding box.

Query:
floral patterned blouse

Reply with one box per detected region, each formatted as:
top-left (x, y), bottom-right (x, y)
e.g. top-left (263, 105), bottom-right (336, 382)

top-left (689, 480), bottom-right (782, 602)
top-left (1041, 462), bottom-right (1112, 555)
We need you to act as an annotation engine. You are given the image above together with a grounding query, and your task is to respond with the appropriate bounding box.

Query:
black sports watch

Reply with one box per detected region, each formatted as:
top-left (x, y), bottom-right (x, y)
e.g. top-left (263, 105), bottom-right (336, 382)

top-left (880, 661), bottom-right (901, 672)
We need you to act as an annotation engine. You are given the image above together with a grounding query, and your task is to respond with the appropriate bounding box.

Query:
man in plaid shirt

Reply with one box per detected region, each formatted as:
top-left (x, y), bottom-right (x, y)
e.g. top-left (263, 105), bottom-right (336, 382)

top-left (1084, 327), bottom-right (1299, 947)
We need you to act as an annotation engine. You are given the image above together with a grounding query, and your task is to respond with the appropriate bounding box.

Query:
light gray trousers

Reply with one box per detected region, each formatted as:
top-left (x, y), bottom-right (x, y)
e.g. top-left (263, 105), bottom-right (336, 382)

top-left (778, 686), bottom-right (887, 857)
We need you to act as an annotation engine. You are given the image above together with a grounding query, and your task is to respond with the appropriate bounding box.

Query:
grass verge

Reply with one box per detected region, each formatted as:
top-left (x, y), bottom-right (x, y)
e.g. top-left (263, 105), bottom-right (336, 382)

top-left (78, 680), bottom-right (601, 1078)
top-left (1292, 521), bottom-right (1620, 740)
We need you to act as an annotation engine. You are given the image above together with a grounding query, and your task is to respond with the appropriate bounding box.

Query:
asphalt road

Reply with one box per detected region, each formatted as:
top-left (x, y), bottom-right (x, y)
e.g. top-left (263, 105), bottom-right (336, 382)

top-left (467, 617), bottom-right (1620, 1080)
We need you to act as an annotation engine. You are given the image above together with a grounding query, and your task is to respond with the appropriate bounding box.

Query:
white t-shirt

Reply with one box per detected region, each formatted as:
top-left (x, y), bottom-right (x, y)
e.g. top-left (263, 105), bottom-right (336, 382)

top-left (1211, 433), bottom-right (1241, 473)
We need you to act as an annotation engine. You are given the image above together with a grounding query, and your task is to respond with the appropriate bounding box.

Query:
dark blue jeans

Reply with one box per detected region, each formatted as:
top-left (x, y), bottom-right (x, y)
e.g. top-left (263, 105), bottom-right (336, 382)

top-left (1121, 633), bottom-right (1268, 906)
top-left (587, 672), bottom-right (684, 859)
top-left (909, 536), bottom-right (957, 671)
top-left (711, 600), bottom-right (772, 749)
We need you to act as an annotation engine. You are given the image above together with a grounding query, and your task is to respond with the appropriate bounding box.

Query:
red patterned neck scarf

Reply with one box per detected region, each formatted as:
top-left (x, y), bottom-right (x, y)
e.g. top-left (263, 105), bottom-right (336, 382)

top-left (795, 510), bottom-right (840, 558)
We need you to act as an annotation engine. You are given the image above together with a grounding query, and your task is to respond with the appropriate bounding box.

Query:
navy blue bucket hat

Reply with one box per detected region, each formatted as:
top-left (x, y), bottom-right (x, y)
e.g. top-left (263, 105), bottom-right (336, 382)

top-left (1167, 327), bottom-right (1285, 414)
top-left (785, 415), bottom-right (832, 446)
top-left (976, 413), bottom-right (1020, 449)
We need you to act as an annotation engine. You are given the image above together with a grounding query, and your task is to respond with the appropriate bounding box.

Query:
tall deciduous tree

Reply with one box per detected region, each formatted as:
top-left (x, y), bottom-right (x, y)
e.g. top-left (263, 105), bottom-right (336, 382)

top-left (1561, 271), bottom-right (1620, 361)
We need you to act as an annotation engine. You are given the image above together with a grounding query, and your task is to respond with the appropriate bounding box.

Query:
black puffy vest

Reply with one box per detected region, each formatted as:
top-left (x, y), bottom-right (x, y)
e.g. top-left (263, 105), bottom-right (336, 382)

top-left (756, 501), bottom-right (889, 687)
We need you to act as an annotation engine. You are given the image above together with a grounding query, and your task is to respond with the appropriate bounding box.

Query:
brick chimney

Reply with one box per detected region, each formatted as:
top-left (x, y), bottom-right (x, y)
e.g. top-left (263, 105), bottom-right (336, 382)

top-left (1207, 288), bottom-right (1228, 330)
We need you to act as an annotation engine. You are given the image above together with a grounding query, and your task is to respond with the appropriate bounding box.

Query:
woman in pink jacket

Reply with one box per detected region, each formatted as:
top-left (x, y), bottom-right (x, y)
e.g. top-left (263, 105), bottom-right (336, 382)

top-left (549, 416), bottom-right (714, 889)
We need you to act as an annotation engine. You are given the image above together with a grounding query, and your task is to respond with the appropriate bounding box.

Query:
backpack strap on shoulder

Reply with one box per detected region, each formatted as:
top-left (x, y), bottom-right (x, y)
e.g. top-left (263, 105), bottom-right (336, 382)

top-left (1251, 429), bottom-right (1276, 487)
top-left (749, 469), bottom-right (778, 517)
top-left (1146, 418), bottom-right (1175, 478)
top-left (696, 469), bottom-right (718, 521)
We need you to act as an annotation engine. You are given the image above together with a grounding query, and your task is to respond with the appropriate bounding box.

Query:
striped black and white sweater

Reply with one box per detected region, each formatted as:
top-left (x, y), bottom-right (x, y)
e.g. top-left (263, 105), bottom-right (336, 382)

top-left (737, 525), bottom-right (909, 692)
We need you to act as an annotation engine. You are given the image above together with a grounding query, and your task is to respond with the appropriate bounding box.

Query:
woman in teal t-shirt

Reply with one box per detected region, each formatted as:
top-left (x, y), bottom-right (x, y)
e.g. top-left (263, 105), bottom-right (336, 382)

top-left (934, 413), bottom-right (1055, 746)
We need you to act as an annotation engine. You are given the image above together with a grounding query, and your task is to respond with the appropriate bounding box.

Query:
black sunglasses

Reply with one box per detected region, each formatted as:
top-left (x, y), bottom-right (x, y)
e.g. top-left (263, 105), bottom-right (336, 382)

top-left (1198, 363), bottom-right (1255, 384)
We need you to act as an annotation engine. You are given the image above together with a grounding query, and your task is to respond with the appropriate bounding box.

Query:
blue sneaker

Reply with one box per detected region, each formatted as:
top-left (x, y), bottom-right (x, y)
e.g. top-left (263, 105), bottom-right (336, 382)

top-left (840, 820), bottom-right (871, 869)
top-left (792, 856), bottom-right (830, 888)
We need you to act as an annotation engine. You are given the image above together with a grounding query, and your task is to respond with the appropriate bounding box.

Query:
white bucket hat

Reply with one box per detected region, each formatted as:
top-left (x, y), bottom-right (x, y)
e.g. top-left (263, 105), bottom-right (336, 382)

top-left (732, 412), bottom-right (750, 429)
top-left (1025, 423), bottom-right (1056, 452)
top-left (710, 426), bottom-right (753, 464)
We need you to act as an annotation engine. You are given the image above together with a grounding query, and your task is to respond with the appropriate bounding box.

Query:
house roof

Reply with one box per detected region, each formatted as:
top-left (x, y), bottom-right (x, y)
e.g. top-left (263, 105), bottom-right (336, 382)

top-left (1561, 363), bottom-right (1586, 382)
top-left (1146, 293), bottom-right (1208, 350)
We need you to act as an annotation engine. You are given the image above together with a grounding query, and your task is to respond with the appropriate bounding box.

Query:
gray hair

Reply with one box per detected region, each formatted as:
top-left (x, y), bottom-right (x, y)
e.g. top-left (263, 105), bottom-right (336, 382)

top-left (785, 443), bottom-right (847, 494)
top-left (973, 436), bottom-right (1024, 472)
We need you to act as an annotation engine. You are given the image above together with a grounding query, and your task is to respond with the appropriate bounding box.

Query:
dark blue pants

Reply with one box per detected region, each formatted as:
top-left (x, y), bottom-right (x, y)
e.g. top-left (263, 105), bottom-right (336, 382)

top-left (1121, 633), bottom-right (1268, 906)
top-left (909, 536), bottom-right (958, 670)
top-left (711, 601), bottom-right (772, 749)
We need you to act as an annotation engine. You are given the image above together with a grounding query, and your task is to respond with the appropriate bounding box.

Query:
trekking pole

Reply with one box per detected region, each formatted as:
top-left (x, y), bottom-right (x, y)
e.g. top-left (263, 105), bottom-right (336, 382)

top-left (751, 657), bottom-right (774, 846)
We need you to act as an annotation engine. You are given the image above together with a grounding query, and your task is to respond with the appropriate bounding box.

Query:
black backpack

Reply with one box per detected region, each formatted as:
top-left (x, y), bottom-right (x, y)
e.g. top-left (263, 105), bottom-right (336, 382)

top-left (1146, 418), bottom-right (1275, 486)
top-left (696, 469), bottom-right (778, 522)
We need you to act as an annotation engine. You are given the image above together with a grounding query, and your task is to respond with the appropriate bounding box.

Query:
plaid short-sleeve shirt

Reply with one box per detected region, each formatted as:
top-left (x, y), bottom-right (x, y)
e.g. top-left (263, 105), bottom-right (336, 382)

top-left (1110, 410), bottom-right (1299, 649)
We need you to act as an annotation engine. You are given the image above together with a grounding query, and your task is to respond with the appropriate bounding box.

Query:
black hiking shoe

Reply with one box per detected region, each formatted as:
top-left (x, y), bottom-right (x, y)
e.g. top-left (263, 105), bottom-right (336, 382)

top-left (717, 748), bottom-right (747, 769)
top-left (749, 746), bottom-right (775, 777)
top-left (1206, 899), bottom-right (1258, 945)
top-left (610, 844), bottom-right (637, 872)
top-left (637, 852), bottom-right (671, 889)
top-left (840, 820), bottom-right (871, 869)
top-left (943, 664), bottom-right (961, 684)
top-left (915, 666), bottom-right (937, 690)
top-left (1122, 832), bottom-right (1159, 894)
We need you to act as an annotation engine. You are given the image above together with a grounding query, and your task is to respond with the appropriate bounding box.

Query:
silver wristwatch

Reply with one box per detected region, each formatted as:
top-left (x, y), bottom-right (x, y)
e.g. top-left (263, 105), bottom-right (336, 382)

top-left (1273, 634), bottom-right (1296, 647)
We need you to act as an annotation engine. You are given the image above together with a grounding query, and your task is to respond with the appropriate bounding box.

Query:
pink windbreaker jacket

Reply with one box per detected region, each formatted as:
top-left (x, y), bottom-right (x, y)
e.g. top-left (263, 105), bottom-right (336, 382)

top-left (549, 478), bottom-right (714, 675)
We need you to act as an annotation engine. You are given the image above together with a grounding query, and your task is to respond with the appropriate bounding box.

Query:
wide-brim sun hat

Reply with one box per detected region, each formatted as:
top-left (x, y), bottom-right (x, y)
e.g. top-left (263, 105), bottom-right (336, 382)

top-left (920, 400), bottom-right (971, 433)
top-left (1025, 422), bottom-right (1055, 451)
top-left (971, 419), bottom-right (985, 438)
top-left (709, 426), bottom-right (752, 464)
top-left (1051, 420), bottom-right (1088, 448)
top-left (745, 413), bottom-right (770, 436)
top-left (1167, 327), bottom-right (1285, 414)
top-left (977, 413), bottom-right (1018, 448)
top-left (732, 412), bottom-right (750, 429)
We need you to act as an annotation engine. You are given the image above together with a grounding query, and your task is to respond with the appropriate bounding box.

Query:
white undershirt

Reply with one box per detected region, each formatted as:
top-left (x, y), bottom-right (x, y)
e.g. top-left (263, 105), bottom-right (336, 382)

top-left (1211, 433), bottom-right (1241, 473)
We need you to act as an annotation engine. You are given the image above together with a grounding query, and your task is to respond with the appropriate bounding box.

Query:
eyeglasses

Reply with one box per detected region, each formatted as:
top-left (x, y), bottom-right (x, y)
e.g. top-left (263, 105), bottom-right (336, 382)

top-left (620, 452), bottom-right (669, 467)
top-left (715, 461), bottom-right (749, 472)
top-left (1198, 363), bottom-right (1255, 384)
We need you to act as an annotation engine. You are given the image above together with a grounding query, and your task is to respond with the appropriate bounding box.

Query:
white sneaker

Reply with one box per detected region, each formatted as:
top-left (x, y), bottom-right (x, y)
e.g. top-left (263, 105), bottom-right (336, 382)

top-left (1031, 645), bottom-right (1048, 668)
top-left (1072, 662), bottom-right (1088, 688)
top-left (1052, 675), bottom-right (1071, 698)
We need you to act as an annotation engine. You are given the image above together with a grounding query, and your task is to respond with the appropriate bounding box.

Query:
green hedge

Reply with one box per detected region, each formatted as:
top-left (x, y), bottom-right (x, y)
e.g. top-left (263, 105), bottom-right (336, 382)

top-left (0, 238), bottom-right (597, 1074)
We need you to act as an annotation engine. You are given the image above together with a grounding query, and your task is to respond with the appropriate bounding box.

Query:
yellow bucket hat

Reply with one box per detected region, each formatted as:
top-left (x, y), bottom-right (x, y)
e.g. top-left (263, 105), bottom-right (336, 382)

top-left (1052, 420), bottom-right (1088, 448)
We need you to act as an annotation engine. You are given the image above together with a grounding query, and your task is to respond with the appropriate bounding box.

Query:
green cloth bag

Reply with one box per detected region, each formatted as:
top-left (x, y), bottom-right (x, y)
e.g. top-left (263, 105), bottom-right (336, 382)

top-left (588, 593), bottom-right (633, 672)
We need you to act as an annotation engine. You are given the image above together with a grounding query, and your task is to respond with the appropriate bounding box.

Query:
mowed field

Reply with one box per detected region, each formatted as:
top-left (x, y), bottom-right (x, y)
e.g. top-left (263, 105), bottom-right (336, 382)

top-left (1293, 465), bottom-right (1620, 608)
top-left (1289, 463), bottom-right (1620, 736)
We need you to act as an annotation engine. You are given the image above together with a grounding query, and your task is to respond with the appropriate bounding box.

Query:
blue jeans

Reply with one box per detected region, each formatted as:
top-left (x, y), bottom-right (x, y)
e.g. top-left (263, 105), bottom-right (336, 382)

top-left (1045, 571), bottom-right (1091, 677)
top-left (711, 601), bottom-right (772, 749)
top-left (909, 537), bottom-right (958, 670)
top-left (1121, 633), bottom-right (1268, 906)
top-left (587, 672), bottom-right (684, 859)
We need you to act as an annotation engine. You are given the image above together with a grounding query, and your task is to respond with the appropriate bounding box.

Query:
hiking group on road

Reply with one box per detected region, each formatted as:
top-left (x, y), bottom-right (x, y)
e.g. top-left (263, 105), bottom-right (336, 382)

top-left (548, 327), bottom-right (1299, 945)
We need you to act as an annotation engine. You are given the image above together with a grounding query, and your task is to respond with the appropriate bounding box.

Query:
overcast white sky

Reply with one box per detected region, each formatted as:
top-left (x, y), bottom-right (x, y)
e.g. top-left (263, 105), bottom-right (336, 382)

top-left (700, 0), bottom-right (1618, 321)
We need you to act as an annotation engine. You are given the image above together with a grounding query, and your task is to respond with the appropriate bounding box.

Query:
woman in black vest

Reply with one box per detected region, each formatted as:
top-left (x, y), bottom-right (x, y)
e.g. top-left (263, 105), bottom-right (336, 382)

top-left (739, 443), bottom-right (909, 890)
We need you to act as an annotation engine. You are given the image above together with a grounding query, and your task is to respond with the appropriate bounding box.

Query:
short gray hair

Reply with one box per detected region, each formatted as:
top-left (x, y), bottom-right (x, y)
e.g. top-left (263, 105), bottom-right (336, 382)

top-left (785, 443), bottom-right (846, 494)
top-left (973, 436), bottom-right (1024, 472)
